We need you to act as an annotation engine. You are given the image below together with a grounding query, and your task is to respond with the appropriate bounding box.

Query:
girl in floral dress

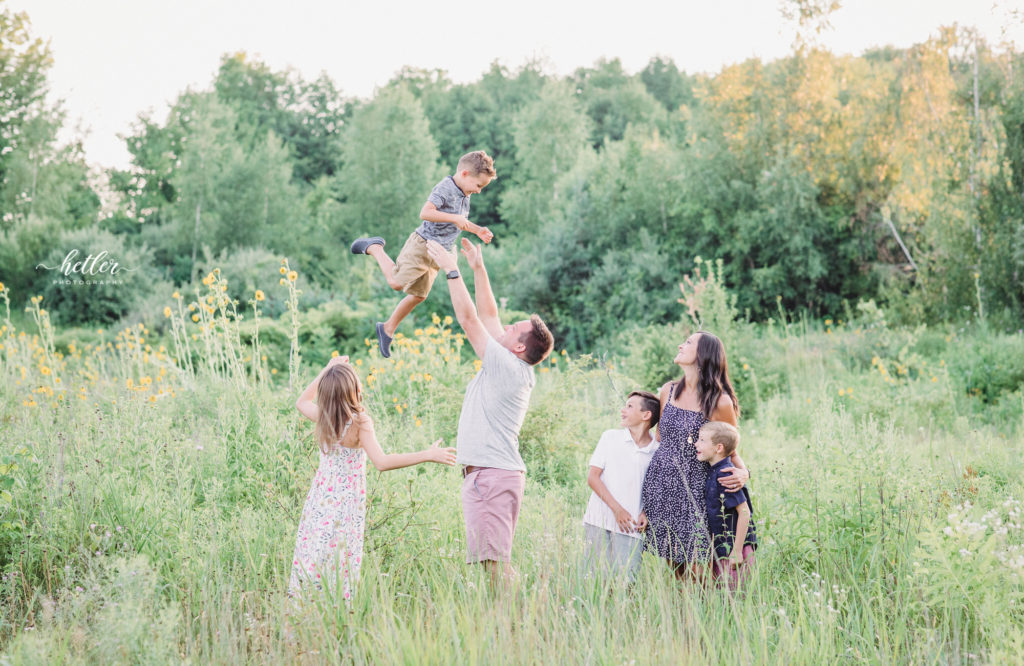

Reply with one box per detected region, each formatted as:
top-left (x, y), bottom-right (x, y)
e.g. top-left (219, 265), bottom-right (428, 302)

top-left (290, 355), bottom-right (456, 601)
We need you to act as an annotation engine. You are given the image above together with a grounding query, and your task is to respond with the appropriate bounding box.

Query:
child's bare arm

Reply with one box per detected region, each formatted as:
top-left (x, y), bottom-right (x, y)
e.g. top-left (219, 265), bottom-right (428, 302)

top-left (729, 501), bottom-right (751, 563)
top-left (295, 355), bottom-right (349, 422)
top-left (587, 466), bottom-right (636, 533)
top-left (420, 202), bottom-right (491, 242)
top-left (358, 414), bottom-right (456, 471)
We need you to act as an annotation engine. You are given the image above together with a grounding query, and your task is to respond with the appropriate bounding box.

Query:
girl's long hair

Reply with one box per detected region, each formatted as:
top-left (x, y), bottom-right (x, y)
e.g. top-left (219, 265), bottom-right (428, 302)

top-left (314, 364), bottom-right (363, 453)
top-left (673, 331), bottom-right (740, 421)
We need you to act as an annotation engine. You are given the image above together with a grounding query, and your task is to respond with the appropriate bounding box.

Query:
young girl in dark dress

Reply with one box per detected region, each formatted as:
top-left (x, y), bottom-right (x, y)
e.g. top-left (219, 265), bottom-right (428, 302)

top-left (639, 331), bottom-right (749, 581)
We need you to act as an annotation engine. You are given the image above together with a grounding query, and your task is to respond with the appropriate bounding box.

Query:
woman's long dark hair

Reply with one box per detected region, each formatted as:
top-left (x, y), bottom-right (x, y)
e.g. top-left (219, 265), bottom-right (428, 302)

top-left (673, 331), bottom-right (740, 421)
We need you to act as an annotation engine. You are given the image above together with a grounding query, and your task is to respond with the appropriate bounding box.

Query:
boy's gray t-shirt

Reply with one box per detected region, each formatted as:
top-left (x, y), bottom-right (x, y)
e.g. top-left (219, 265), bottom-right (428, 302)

top-left (415, 176), bottom-right (470, 251)
top-left (456, 336), bottom-right (534, 472)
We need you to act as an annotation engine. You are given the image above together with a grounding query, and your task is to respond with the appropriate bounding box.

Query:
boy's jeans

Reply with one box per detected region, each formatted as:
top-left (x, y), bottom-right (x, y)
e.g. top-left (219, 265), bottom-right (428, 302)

top-left (582, 523), bottom-right (643, 583)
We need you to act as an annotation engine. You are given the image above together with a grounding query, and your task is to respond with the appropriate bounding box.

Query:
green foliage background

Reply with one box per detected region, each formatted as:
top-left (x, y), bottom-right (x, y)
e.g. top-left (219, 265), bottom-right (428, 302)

top-left (3, 3), bottom-right (1024, 344)
top-left (2, 2), bottom-right (1024, 661)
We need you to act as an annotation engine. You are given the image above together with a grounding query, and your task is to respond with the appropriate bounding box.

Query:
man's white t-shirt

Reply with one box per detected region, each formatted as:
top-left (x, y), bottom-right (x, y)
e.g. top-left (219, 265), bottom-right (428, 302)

top-left (456, 336), bottom-right (535, 471)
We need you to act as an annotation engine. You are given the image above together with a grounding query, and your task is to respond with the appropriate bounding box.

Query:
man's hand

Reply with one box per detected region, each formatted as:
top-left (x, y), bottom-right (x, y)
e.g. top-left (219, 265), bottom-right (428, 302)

top-left (728, 549), bottom-right (744, 566)
top-left (426, 438), bottom-right (457, 466)
top-left (475, 226), bottom-right (494, 244)
top-left (425, 240), bottom-right (458, 272)
top-left (460, 237), bottom-right (485, 271)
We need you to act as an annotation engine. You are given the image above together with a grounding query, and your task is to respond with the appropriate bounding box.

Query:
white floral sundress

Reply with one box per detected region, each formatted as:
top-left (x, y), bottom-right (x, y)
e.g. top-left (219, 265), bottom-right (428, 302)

top-left (288, 420), bottom-right (367, 601)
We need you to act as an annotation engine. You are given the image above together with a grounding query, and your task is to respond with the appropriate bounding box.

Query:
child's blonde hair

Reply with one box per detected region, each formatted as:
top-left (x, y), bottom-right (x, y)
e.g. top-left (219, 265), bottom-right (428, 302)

top-left (457, 150), bottom-right (496, 177)
top-left (700, 421), bottom-right (740, 456)
top-left (315, 364), bottom-right (363, 453)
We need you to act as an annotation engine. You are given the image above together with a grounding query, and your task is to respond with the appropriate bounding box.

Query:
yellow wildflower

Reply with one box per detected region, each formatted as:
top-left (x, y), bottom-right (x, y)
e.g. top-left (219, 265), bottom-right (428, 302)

top-left (254, 290), bottom-right (265, 301)
top-left (279, 266), bottom-right (287, 274)
top-left (287, 271), bottom-right (298, 282)
top-left (164, 307), bottom-right (172, 318)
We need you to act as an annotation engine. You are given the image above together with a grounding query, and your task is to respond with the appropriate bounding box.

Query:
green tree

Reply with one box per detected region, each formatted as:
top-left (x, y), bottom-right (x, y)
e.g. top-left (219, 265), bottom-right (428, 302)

top-left (335, 85), bottom-right (444, 245)
top-left (639, 56), bottom-right (695, 112)
top-left (214, 53), bottom-right (348, 184)
top-left (500, 80), bottom-right (592, 238)
top-left (0, 3), bottom-right (99, 301)
top-left (571, 58), bottom-right (667, 148)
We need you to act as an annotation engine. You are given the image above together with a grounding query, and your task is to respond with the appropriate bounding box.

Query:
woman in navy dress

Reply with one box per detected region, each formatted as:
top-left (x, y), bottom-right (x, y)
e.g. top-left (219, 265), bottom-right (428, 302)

top-left (639, 331), bottom-right (748, 580)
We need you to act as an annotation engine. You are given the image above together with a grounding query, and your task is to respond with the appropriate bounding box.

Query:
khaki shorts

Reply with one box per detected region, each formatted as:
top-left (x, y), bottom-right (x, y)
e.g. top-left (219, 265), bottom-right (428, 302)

top-left (393, 231), bottom-right (454, 299)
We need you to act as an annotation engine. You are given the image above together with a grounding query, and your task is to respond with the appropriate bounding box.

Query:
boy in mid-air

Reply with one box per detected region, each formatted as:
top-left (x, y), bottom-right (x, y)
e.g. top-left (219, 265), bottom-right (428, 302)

top-left (350, 150), bottom-right (496, 358)
top-left (693, 421), bottom-right (758, 590)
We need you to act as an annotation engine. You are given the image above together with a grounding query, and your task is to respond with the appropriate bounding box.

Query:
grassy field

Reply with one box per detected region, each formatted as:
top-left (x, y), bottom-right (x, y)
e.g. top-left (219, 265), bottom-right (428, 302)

top-left (1, 274), bottom-right (1022, 664)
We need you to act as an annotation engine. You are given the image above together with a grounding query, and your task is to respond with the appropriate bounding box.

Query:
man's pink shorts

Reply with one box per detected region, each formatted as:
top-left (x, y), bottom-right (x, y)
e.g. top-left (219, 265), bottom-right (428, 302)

top-left (461, 467), bottom-right (525, 564)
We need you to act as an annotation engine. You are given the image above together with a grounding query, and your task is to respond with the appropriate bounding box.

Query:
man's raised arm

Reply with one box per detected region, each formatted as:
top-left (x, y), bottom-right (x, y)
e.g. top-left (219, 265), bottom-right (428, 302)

top-left (425, 240), bottom-right (491, 359)
top-left (458, 238), bottom-right (503, 339)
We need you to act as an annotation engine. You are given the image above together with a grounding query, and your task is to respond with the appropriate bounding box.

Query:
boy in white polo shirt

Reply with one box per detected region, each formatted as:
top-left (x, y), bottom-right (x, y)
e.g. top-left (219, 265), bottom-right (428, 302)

top-left (582, 390), bottom-right (661, 583)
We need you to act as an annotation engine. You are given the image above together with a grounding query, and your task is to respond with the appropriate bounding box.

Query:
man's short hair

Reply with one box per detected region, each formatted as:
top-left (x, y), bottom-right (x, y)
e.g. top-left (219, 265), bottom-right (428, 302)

top-left (700, 421), bottom-right (740, 456)
top-left (519, 314), bottom-right (554, 365)
top-left (457, 150), bottom-right (496, 178)
top-left (627, 390), bottom-right (661, 428)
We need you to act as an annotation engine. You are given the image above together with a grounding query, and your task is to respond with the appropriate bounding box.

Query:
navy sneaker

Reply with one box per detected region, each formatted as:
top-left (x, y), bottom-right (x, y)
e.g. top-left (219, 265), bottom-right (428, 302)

top-left (350, 237), bottom-right (385, 254)
top-left (375, 322), bottom-right (393, 359)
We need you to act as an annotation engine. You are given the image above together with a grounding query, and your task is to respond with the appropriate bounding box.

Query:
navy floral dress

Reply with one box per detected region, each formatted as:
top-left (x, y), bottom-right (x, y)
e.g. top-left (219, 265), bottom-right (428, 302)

top-left (641, 388), bottom-right (712, 563)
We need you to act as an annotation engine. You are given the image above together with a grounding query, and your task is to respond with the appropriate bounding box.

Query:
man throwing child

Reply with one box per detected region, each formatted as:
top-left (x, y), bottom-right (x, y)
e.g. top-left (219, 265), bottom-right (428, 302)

top-left (425, 237), bottom-right (554, 590)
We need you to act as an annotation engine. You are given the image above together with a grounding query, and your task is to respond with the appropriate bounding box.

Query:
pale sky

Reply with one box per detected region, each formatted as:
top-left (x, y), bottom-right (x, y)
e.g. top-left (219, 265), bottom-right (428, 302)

top-left (11, 0), bottom-right (1024, 170)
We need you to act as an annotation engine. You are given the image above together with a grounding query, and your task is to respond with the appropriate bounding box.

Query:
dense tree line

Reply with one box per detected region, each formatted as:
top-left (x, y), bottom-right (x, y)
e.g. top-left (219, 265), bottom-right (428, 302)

top-left (2, 1), bottom-right (1023, 348)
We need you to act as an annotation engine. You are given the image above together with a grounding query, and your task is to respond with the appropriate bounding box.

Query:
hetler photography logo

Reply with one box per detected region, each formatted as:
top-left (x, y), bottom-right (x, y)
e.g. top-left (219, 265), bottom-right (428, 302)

top-left (36, 249), bottom-right (139, 285)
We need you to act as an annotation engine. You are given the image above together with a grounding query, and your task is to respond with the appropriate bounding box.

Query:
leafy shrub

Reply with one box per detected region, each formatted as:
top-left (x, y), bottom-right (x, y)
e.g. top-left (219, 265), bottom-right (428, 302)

top-left (606, 321), bottom-right (687, 392)
top-left (196, 245), bottom-right (283, 311)
top-left (37, 227), bottom-right (158, 326)
top-left (947, 330), bottom-right (1024, 404)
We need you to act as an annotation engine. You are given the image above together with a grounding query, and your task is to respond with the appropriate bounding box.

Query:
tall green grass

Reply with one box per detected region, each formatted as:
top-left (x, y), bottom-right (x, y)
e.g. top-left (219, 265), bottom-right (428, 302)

top-left (1, 276), bottom-right (1022, 663)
